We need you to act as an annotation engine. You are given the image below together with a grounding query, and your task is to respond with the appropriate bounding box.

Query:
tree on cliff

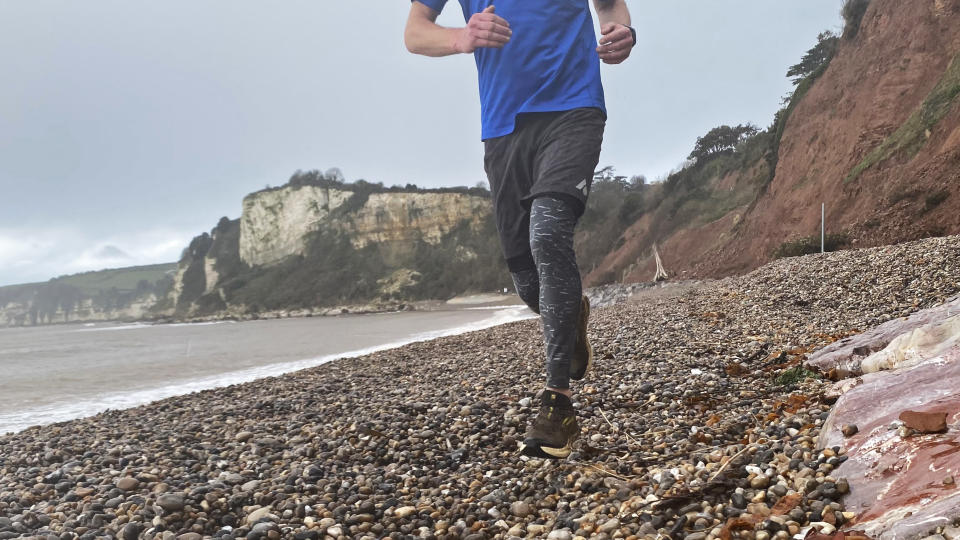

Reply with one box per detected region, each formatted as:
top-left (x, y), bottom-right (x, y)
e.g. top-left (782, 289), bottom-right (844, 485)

top-left (688, 124), bottom-right (759, 162)
top-left (786, 31), bottom-right (838, 85)
top-left (841, 0), bottom-right (871, 40)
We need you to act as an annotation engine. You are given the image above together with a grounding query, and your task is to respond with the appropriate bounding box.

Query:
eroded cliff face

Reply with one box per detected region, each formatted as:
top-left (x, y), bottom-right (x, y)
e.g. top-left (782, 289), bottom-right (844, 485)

top-left (167, 185), bottom-right (501, 318)
top-left (585, 0), bottom-right (960, 285)
top-left (345, 192), bottom-right (490, 249)
top-left (239, 187), bottom-right (490, 267)
top-left (734, 0), bottom-right (960, 270)
top-left (239, 186), bottom-right (354, 267)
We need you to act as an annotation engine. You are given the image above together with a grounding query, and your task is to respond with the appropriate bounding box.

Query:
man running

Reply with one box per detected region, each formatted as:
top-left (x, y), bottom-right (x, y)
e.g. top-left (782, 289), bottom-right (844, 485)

top-left (405, 0), bottom-right (635, 458)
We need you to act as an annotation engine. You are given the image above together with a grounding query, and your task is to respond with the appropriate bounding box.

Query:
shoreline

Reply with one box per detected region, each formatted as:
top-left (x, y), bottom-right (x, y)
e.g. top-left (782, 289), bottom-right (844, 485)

top-left (0, 304), bottom-right (536, 436)
top-left (0, 293), bottom-right (524, 330)
top-left (1, 236), bottom-right (958, 540)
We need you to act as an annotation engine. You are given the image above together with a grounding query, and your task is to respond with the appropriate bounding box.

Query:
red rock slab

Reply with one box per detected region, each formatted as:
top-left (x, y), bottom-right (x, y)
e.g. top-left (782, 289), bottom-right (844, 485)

top-left (819, 347), bottom-right (960, 540)
top-left (899, 410), bottom-right (949, 434)
top-left (805, 294), bottom-right (960, 378)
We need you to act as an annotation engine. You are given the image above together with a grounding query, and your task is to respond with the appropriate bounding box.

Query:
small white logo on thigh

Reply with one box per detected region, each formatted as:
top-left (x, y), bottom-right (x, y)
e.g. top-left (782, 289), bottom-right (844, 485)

top-left (576, 179), bottom-right (589, 195)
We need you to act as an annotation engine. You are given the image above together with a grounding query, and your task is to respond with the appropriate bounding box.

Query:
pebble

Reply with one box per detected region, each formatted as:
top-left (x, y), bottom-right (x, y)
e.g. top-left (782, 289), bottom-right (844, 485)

top-left (246, 507), bottom-right (273, 525)
top-left (2, 236), bottom-right (959, 539)
top-left (394, 506), bottom-right (417, 519)
top-left (597, 518), bottom-right (620, 534)
top-left (751, 476), bottom-right (769, 489)
top-left (116, 477), bottom-right (139, 491)
top-left (157, 494), bottom-right (185, 513)
top-left (510, 501), bottom-right (533, 518)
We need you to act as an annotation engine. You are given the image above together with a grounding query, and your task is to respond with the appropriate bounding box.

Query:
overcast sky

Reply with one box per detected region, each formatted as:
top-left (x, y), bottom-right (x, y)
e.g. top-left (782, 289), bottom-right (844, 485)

top-left (0, 1), bottom-right (843, 286)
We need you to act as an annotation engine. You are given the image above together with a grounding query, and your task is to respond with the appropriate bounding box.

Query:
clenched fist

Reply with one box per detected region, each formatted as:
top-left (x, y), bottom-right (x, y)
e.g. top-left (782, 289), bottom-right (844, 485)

top-left (454, 5), bottom-right (512, 54)
top-left (596, 23), bottom-right (634, 64)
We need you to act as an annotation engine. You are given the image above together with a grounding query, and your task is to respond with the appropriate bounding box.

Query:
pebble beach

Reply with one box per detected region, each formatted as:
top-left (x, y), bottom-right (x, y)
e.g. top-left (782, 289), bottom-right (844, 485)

top-left (2, 236), bottom-right (960, 540)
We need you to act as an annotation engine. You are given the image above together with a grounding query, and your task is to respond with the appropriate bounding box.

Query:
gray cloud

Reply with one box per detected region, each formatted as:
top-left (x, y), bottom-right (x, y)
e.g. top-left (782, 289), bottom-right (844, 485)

top-left (0, 1), bottom-right (842, 285)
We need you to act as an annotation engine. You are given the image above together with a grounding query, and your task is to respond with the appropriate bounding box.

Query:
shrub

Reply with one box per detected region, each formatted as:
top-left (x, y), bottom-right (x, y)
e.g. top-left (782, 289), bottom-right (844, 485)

top-left (924, 189), bottom-right (951, 211)
top-left (775, 365), bottom-right (820, 386)
top-left (889, 187), bottom-right (922, 205)
top-left (841, 0), bottom-right (871, 40)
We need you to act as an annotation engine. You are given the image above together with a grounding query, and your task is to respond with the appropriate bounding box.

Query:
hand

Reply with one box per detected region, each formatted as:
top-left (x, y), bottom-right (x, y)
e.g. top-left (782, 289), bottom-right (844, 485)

top-left (453, 5), bottom-right (512, 54)
top-left (597, 23), bottom-right (634, 64)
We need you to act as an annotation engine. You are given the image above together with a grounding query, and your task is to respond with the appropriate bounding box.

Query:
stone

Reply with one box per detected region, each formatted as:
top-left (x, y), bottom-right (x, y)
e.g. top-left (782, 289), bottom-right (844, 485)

top-left (841, 424), bottom-right (858, 437)
top-left (246, 506), bottom-right (273, 525)
top-left (527, 524), bottom-right (548, 536)
top-left (816, 347), bottom-right (960, 539)
top-left (394, 506), bottom-right (417, 519)
top-left (510, 501), bottom-right (533, 518)
top-left (176, 534), bottom-right (202, 540)
top-left (836, 479), bottom-right (849, 494)
top-left (899, 410), bottom-right (948, 433)
top-left (241, 480), bottom-right (261, 492)
top-left (235, 431), bottom-right (254, 442)
top-left (547, 530), bottom-right (573, 540)
top-left (597, 518), bottom-right (620, 534)
top-left (121, 523), bottom-right (141, 540)
top-left (157, 494), bottom-right (185, 513)
top-left (116, 477), bottom-right (139, 491)
top-left (943, 526), bottom-right (960, 540)
top-left (805, 295), bottom-right (960, 376)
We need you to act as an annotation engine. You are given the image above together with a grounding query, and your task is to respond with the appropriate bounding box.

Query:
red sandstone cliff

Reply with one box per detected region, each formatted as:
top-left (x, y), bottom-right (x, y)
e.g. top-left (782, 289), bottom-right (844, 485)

top-left (585, 0), bottom-right (960, 285)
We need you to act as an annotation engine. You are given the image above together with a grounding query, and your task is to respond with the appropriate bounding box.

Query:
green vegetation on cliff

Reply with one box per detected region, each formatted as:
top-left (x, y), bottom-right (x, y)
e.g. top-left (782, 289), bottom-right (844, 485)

top-left (846, 52), bottom-right (960, 183)
top-left (0, 263), bottom-right (175, 325)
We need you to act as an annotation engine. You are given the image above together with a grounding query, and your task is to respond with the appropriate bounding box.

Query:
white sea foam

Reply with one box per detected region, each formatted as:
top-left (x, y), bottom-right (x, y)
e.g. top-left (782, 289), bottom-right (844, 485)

top-left (0, 306), bottom-right (535, 435)
top-left (73, 320), bottom-right (236, 332)
top-left (463, 304), bottom-right (527, 311)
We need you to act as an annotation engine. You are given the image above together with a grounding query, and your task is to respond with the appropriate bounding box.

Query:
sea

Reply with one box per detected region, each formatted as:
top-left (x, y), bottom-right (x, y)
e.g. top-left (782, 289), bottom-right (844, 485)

top-left (0, 305), bottom-right (535, 435)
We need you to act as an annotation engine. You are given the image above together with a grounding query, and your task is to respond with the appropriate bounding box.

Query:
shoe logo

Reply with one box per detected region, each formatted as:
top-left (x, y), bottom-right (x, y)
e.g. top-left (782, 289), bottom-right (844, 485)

top-left (576, 179), bottom-right (589, 196)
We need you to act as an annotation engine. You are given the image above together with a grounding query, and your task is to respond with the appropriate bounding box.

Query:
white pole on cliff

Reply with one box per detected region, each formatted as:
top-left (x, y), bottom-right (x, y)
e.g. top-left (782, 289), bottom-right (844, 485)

top-left (821, 203), bottom-right (825, 254)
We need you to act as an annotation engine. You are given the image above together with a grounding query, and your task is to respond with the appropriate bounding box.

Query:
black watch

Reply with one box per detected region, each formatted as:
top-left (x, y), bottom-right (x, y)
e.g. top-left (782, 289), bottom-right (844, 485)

top-left (627, 25), bottom-right (637, 46)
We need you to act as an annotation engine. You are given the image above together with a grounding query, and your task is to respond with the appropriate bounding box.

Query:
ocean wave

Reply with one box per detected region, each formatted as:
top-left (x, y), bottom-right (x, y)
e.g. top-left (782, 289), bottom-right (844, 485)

top-left (73, 320), bottom-right (236, 332)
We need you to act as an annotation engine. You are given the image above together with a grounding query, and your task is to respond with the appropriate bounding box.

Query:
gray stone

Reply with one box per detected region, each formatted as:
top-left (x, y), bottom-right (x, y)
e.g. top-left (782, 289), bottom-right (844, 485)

top-left (156, 494), bottom-right (185, 513)
top-left (510, 501), bottom-right (533, 518)
top-left (597, 518), bottom-right (620, 534)
top-left (246, 506), bottom-right (273, 524)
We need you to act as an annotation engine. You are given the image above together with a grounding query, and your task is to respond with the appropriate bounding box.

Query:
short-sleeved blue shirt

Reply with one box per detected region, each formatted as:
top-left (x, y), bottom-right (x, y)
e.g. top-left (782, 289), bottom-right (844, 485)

top-left (416, 0), bottom-right (606, 140)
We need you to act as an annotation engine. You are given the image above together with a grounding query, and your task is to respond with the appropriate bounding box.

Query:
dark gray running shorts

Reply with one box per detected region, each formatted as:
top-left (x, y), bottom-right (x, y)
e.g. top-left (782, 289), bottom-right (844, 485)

top-left (483, 107), bottom-right (606, 272)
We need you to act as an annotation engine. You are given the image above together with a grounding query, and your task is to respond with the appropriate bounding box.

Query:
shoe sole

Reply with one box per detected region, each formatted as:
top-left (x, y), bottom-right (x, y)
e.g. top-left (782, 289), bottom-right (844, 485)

top-left (570, 296), bottom-right (593, 381)
top-left (518, 439), bottom-right (572, 459)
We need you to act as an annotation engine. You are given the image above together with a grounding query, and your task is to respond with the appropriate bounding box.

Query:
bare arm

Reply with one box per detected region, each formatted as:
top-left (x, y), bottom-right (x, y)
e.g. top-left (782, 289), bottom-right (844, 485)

top-left (593, 0), bottom-right (634, 64)
top-left (404, 2), bottom-right (511, 57)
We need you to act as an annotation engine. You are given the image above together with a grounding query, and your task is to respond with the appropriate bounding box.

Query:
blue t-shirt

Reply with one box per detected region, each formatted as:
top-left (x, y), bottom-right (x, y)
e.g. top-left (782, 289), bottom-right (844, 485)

top-left (416, 0), bottom-right (606, 140)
